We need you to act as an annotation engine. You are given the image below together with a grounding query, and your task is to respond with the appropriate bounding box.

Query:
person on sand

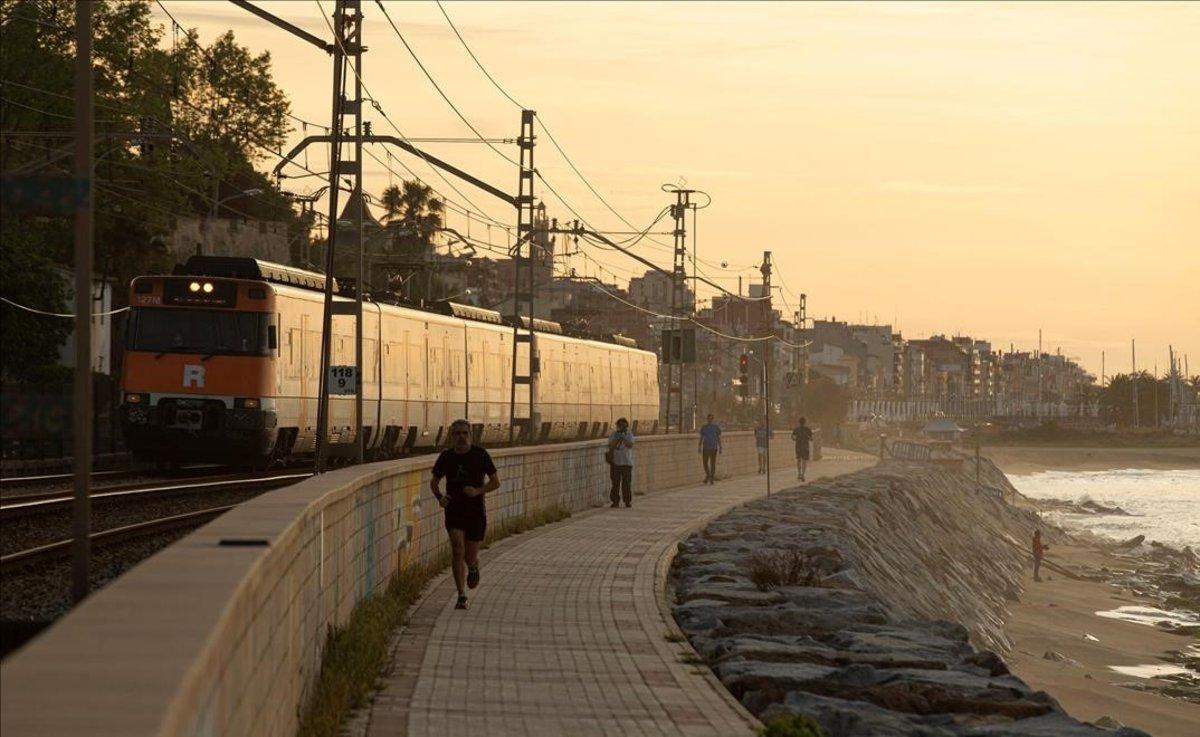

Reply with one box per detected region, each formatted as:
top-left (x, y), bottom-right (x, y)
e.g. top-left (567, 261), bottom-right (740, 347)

top-left (698, 413), bottom-right (722, 484)
top-left (1032, 529), bottom-right (1050, 582)
top-left (792, 417), bottom-right (814, 481)
top-left (607, 417), bottom-right (635, 508)
top-left (431, 419), bottom-right (500, 610)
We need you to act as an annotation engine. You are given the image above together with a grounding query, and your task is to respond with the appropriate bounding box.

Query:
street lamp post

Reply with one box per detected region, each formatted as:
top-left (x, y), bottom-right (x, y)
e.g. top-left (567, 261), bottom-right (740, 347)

top-left (201, 188), bottom-right (264, 256)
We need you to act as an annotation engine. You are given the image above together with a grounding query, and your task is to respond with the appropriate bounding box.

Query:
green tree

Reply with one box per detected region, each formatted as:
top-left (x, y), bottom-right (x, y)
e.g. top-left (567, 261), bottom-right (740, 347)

top-left (0, 218), bottom-right (72, 381)
top-left (1101, 372), bottom-right (1170, 427)
top-left (2, 0), bottom-right (302, 381)
top-left (380, 180), bottom-right (444, 250)
top-left (798, 374), bottom-right (851, 434)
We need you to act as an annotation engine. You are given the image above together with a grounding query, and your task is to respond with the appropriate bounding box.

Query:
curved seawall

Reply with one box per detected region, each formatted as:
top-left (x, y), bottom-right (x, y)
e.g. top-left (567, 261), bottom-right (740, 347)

top-left (670, 460), bottom-right (1147, 736)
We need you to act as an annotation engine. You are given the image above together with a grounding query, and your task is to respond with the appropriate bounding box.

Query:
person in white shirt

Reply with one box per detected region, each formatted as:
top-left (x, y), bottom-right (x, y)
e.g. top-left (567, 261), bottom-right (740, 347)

top-left (607, 417), bottom-right (635, 507)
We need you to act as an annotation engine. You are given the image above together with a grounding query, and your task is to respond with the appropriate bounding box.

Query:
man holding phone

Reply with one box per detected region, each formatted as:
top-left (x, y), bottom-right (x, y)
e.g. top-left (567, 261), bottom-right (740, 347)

top-left (431, 419), bottom-right (500, 610)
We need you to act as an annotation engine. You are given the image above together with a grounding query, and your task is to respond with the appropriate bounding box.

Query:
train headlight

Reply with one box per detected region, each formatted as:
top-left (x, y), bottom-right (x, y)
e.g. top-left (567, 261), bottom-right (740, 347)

top-left (124, 392), bottom-right (149, 404)
top-left (234, 397), bottom-right (260, 409)
top-left (189, 281), bottom-right (201, 292)
top-left (202, 282), bottom-right (214, 293)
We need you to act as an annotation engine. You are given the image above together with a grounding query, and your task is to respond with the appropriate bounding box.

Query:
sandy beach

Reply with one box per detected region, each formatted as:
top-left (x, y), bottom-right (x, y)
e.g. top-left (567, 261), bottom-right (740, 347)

top-left (992, 446), bottom-right (1200, 735)
top-left (986, 446), bottom-right (1200, 475)
top-left (1004, 543), bottom-right (1199, 736)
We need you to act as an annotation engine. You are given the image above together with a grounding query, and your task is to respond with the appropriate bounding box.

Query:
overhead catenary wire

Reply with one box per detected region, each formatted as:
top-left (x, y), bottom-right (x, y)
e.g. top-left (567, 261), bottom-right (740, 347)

top-left (372, 1), bottom-right (517, 167)
top-left (314, 0), bottom-right (511, 229)
top-left (433, 0), bottom-right (673, 250)
top-left (580, 279), bottom-right (808, 348)
top-left (432, 0), bottom-right (776, 299)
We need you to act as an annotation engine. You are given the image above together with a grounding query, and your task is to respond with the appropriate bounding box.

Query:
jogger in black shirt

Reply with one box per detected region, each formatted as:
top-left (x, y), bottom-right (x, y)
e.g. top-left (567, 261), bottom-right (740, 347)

top-left (431, 419), bottom-right (500, 610)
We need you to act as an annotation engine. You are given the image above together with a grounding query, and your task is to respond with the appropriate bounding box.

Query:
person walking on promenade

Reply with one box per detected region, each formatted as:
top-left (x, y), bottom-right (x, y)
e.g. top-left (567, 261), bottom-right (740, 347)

top-left (754, 422), bottom-right (771, 474)
top-left (792, 417), bottom-right (814, 481)
top-left (431, 419), bottom-right (500, 610)
top-left (607, 417), bottom-right (635, 508)
top-left (1032, 529), bottom-right (1050, 582)
top-left (698, 413), bottom-right (722, 484)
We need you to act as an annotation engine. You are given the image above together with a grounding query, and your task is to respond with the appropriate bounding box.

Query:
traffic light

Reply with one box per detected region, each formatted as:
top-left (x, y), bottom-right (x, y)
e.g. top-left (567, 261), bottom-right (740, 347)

top-left (739, 354), bottom-right (749, 397)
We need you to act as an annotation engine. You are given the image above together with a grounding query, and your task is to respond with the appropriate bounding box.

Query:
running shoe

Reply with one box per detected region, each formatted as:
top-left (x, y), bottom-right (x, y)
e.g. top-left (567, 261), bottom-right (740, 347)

top-left (467, 565), bottom-right (481, 589)
top-left (455, 595), bottom-right (469, 610)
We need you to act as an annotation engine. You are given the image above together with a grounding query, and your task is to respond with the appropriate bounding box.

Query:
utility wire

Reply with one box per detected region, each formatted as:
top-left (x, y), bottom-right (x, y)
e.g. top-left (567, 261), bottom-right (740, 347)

top-left (156, 0), bottom-right (324, 132)
top-left (433, 0), bottom-right (775, 299)
top-left (1, 297), bottom-right (130, 319)
top-left (315, 0), bottom-right (509, 228)
top-left (0, 9), bottom-right (334, 186)
top-left (434, 0), bottom-right (668, 246)
top-left (372, 1), bottom-right (517, 167)
top-left (581, 280), bottom-right (809, 348)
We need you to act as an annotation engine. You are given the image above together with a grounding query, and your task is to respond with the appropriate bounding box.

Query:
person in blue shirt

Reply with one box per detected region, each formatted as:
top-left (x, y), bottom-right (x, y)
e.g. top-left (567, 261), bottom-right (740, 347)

top-left (698, 414), bottom-right (722, 484)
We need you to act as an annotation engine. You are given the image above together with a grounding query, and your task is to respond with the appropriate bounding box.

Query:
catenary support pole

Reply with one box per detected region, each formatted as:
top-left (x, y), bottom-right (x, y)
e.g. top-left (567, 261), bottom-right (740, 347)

top-left (315, 1), bottom-right (348, 473)
top-left (762, 251), bottom-right (772, 497)
top-left (71, 0), bottom-right (94, 604)
top-left (353, 8), bottom-right (364, 465)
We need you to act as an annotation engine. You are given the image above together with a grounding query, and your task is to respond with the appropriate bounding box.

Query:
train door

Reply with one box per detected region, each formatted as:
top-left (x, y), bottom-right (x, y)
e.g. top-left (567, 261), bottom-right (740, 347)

top-left (401, 328), bottom-right (410, 433)
top-left (298, 311), bottom-right (310, 439)
top-left (422, 330), bottom-right (431, 440)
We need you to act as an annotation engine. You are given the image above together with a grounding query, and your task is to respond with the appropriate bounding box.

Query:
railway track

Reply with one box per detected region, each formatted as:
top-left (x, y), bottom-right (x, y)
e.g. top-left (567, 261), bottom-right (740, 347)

top-left (0, 505), bottom-right (236, 573)
top-left (0, 472), bottom-right (311, 571)
top-left (0, 468), bottom-right (136, 488)
top-left (0, 472), bottom-right (311, 520)
top-left (0, 463), bottom-right (241, 493)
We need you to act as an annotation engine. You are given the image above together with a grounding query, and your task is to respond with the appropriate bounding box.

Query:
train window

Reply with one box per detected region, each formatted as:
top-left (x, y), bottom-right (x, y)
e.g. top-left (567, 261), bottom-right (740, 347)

top-left (126, 307), bottom-right (270, 356)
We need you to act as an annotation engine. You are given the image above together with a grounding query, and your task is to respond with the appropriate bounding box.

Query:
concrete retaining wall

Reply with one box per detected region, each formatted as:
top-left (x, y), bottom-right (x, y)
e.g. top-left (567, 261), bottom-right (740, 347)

top-left (1, 431), bottom-right (803, 737)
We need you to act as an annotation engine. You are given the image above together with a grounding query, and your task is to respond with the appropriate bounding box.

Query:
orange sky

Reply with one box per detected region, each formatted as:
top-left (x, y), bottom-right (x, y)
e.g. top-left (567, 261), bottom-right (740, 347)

top-left (152, 1), bottom-right (1200, 378)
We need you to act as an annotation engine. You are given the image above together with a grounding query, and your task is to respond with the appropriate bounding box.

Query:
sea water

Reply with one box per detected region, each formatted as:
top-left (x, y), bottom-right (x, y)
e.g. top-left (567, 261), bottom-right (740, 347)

top-left (1006, 469), bottom-right (1200, 549)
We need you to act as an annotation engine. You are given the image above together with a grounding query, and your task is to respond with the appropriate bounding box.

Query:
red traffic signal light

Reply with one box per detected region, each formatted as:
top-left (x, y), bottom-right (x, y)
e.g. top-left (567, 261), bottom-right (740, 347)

top-left (739, 354), bottom-right (749, 372)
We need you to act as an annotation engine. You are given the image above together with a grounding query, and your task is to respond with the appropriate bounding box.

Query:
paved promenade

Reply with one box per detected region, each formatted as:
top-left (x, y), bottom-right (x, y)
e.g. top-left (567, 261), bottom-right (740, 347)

top-left (361, 452), bottom-right (874, 737)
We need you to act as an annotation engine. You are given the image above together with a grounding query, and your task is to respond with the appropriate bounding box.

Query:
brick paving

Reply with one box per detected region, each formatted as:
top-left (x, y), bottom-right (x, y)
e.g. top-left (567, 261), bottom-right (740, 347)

top-left (364, 453), bottom-right (873, 737)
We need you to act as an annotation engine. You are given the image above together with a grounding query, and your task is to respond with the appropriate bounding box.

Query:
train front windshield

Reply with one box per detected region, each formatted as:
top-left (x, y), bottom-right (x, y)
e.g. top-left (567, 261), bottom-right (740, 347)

top-left (127, 307), bottom-right (271, 356)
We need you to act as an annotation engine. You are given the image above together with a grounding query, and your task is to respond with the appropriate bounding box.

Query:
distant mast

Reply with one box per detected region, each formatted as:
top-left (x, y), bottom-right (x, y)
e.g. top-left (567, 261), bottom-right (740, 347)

top-left (1131, 338), bottom-right (1139, 427)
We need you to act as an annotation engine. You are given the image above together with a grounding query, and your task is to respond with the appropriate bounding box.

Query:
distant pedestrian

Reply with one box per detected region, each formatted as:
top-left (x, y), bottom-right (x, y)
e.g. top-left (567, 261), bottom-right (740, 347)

top-left (754, 422), bottom-right (772, 474)
top-left (698, 413), bottom-right (722, 484)
top-left (607, 417), bottom-right (635, 508)
top-left (792, 417), bottom-right (814, 481)
top-left (431, 419), bottom-right (500, 610)
top-left (1032, 529), bottom-right (1049, 582)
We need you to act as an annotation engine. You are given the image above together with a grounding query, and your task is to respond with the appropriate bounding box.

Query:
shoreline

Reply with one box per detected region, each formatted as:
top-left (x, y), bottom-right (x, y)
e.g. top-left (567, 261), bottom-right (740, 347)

top-left (985, 445), bottom-right (1200, 475)
top-left (989, 446), bottom-right (1200, 734)
top-left (1003, 542), bottom-right (1199, 736)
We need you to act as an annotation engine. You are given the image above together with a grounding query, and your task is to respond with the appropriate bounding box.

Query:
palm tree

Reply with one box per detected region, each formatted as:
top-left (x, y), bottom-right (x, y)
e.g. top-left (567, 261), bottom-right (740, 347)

top-left (379, 180), bottom-right (444, 254)
top-left (377, 180), bottom-right (446, 297)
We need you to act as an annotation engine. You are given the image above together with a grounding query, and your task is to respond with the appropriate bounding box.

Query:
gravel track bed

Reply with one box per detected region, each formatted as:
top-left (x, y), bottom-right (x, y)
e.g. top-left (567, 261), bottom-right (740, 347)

top-left (0, 487), bottom-right (272, 556)
top-left (1, 526), bottom-right (202, 623)
top-left (0, 467), bottom-right (227, 500)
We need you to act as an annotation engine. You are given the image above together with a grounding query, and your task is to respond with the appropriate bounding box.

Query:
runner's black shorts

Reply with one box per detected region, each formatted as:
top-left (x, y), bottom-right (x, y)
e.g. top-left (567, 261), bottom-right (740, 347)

top-left (444, 503), bottom-right (487, 542)
top-left (795, 445), bottom-right (811, 461)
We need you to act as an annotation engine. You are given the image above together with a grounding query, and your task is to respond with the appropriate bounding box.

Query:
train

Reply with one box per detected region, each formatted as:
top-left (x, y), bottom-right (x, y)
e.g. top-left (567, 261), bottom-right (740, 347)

top-left (119, 256), bottom-right (660, 464)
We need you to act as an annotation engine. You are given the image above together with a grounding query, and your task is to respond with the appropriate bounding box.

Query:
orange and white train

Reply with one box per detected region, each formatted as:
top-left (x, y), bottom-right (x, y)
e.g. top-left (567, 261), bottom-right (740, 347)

top-left (120, 257), bottom-right (659, 464)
